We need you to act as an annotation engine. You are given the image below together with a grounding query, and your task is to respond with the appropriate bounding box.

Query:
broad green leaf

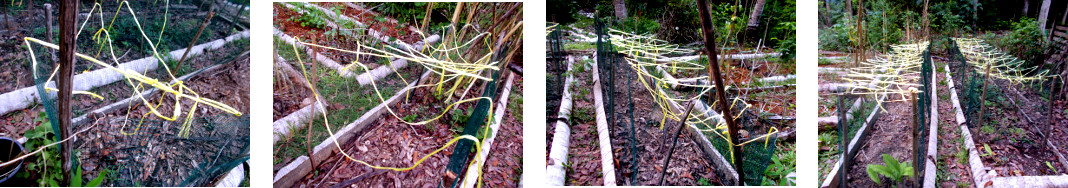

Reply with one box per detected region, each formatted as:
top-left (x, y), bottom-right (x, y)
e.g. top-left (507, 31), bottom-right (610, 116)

top-left (867, 165), bottom-right (883, 185)
top-left (72, 167), bottom-right (83, 187)
top-left (86, 169), bottom-right (107, 187)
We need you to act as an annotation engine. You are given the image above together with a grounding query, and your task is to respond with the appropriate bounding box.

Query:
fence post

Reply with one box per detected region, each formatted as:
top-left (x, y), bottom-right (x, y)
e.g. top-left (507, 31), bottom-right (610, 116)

top-left (911, 88), bottom-right (920, 187)
top-left (58, 0), bottom-right (79, 185)
top-left (695, 0), bottom-right (743, 184)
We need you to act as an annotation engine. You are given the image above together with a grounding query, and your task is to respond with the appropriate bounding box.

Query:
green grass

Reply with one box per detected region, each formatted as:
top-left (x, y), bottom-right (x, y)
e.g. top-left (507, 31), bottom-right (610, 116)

top-left (272, 66), bottom-right (413, 166)
top-left (762, 143), bottom-right (796, 186)
top-left (563, 42), bottom-right (595, 51)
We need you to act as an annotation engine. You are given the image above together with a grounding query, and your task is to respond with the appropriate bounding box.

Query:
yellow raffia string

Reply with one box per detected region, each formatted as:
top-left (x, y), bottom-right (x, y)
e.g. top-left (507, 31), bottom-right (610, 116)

top-left (288, 41), bottom-right (488, 184)
top-left (609, 29), bottom-right (780, 165)
top-left (26, 1), bottom-right (243, 138)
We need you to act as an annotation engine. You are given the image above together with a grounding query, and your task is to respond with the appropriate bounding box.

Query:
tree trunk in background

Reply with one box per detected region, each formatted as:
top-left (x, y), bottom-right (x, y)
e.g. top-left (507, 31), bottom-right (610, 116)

top-left (973, 0), bottom-right (979, 29)
top-left (747, 0), bottom-right (767, 28)
top-left (1039, 0), bottom-right (1051, 33)
top-left (923, 0), bottom-right (929, 37)
top-left (1063, 2), bottom-right (1068, 23)
top-left (1023, 0), bottom-right (1031, 17)
top-left (845, 0), bottom-right (852, 16)
top-left (613, 0), bottom-right (626, 19)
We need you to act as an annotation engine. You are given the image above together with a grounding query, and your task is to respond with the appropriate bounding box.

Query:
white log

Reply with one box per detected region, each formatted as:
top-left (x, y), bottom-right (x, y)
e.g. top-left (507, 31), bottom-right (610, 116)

top-left (946, 65), bottom-right (995, 187)
top-left (273, 156), bottom-right (311, 188)
top-left (462, 72), bottom-right (516, 188)
top-left (546, 57), bottom-right (575, 186)
top-left (272, 55), bottom-right (327, 144)
top-left (215, 162), bottom-right (245, 187)
top-left (0, 31), bottom-right (248, 116)
top-left (591, 53), bottom-right (617, 185)
top-left (991, 175), bottom-right (1068, 187)
top-left (924, 66), bottom-right (939, 188)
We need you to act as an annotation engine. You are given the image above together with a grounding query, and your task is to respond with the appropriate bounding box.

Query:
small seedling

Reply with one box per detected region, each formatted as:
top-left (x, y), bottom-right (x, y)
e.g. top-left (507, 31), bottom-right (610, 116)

top-left (980, 144), bottom-right (995, 157)
top-left (866, 154), bottom-right (913, 187)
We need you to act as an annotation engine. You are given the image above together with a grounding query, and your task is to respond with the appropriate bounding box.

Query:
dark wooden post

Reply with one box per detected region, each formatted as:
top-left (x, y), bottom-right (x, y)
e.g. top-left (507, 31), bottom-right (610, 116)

top-left (911, 89), bottom-right (920, 187)
top-left (695, 0), bottom-right (743, 184)
top-left (174, 11), bottom-right (215, 75)
top-left (58, 0), bottom-right (79, 184)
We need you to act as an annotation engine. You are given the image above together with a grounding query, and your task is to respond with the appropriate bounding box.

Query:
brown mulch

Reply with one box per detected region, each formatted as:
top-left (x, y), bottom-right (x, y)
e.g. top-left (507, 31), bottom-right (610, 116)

top-left (292, 77), bottom-right (520, 187)
top-left (844, 101), bottom-right (916, 188)
top-left (562, 58), bottom-right (603, 186)
top-left (274, 3), bottom-right (381, 67)
top-left (480, 75), bottom-right (523, 188)
top-left (315, 2), bottom-right (421, 44)
top-left (608, 57), bottom-right (720, 186)
top-left (74, 58), bottom-right (250, 186)
top-left (969, 76), bottom-right (1068, 176)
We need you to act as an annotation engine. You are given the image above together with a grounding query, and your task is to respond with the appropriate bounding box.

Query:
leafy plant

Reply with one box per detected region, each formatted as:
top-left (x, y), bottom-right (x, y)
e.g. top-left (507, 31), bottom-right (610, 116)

top-left (18, 111), bottom-right (63, 186)
top-left (1000, 18), bottom-right (1049, 66)
top-left (866, 154), bottom-right (913, 186)
top-left (980, 143), bottom-right (995, 157)
top-left (1047, 161), bottom-right (1060, 174)
top-left (762, 143), bottom-right (796, 186)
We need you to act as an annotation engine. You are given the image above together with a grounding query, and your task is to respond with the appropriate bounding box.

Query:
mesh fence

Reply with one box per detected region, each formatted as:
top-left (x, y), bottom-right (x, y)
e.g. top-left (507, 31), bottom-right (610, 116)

top-left (696, 102), bottom-right (778, 185)
top-left (31, 51), bottom-right (249, 186)
top-left (547, 24), bottom-right (566, 118)
top-left (913, 43), bottom-right (933, 185)
top-left (67, 115), bottom-right (249, 187)
top-left (594, 16), bottom-right (779, 185)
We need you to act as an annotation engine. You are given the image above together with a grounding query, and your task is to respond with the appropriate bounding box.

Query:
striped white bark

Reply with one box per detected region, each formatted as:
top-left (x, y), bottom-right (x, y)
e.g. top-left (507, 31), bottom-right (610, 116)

top-left (591, 53), bottom-right (617, 185)
top-left (461, 72), bottom-right (517, 188)
top-left (546, 57), bottom-right (575, 186)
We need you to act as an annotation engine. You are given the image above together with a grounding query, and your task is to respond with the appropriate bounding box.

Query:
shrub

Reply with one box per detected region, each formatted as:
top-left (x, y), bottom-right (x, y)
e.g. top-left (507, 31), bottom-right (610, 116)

top-left (1001, 18), bottom-right (1049, 66)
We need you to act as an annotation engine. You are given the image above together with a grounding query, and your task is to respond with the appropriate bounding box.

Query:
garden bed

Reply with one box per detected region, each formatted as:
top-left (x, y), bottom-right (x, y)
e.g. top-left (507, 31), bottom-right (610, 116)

top-left (949, 59), bottom-right (1068, 177)
top-left (281, 71), bottom-right (520, 187)
top-left (72, 58), bottom-right (250, 187)
top-left (561, 56), bottom-right (605, 186)
top-left (606, 56), bottom-right (721, 186)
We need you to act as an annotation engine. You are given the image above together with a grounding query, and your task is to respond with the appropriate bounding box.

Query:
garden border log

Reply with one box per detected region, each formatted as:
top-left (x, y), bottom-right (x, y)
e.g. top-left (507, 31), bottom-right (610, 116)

top-left (946, 64), bottom-right (994, 187)
top-left (591, 53), bottom-right (617, 185)
top-left (215, 162), bottom-right (246, 186)
top-left (546, 57), bottom-right (575, 186)
top-left (0, 30), bottom-right (249, 116)
top-left (923, 65), bottom-right (939, 188)
top-left (461, 72), bottom-right (516, 188)
top-left (308, 71), bottom-right (432, 166)
top-left (273, 156), bottom-right (311, 188)
top-left (272, 55), bottom-right (326, 143)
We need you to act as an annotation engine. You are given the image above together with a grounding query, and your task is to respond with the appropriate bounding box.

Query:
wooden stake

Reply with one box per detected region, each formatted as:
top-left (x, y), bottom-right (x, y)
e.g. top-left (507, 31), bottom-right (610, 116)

top-left (58, 0), bottom-right (79, 185)
top-left (696, 0), bottom-right (743, 184)
top-left (978, 63), bottom-right (991, 130)
top-left (174, 11), bottom-right (215, 75)
top-left (659, 101), bottom-right (696, 185)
